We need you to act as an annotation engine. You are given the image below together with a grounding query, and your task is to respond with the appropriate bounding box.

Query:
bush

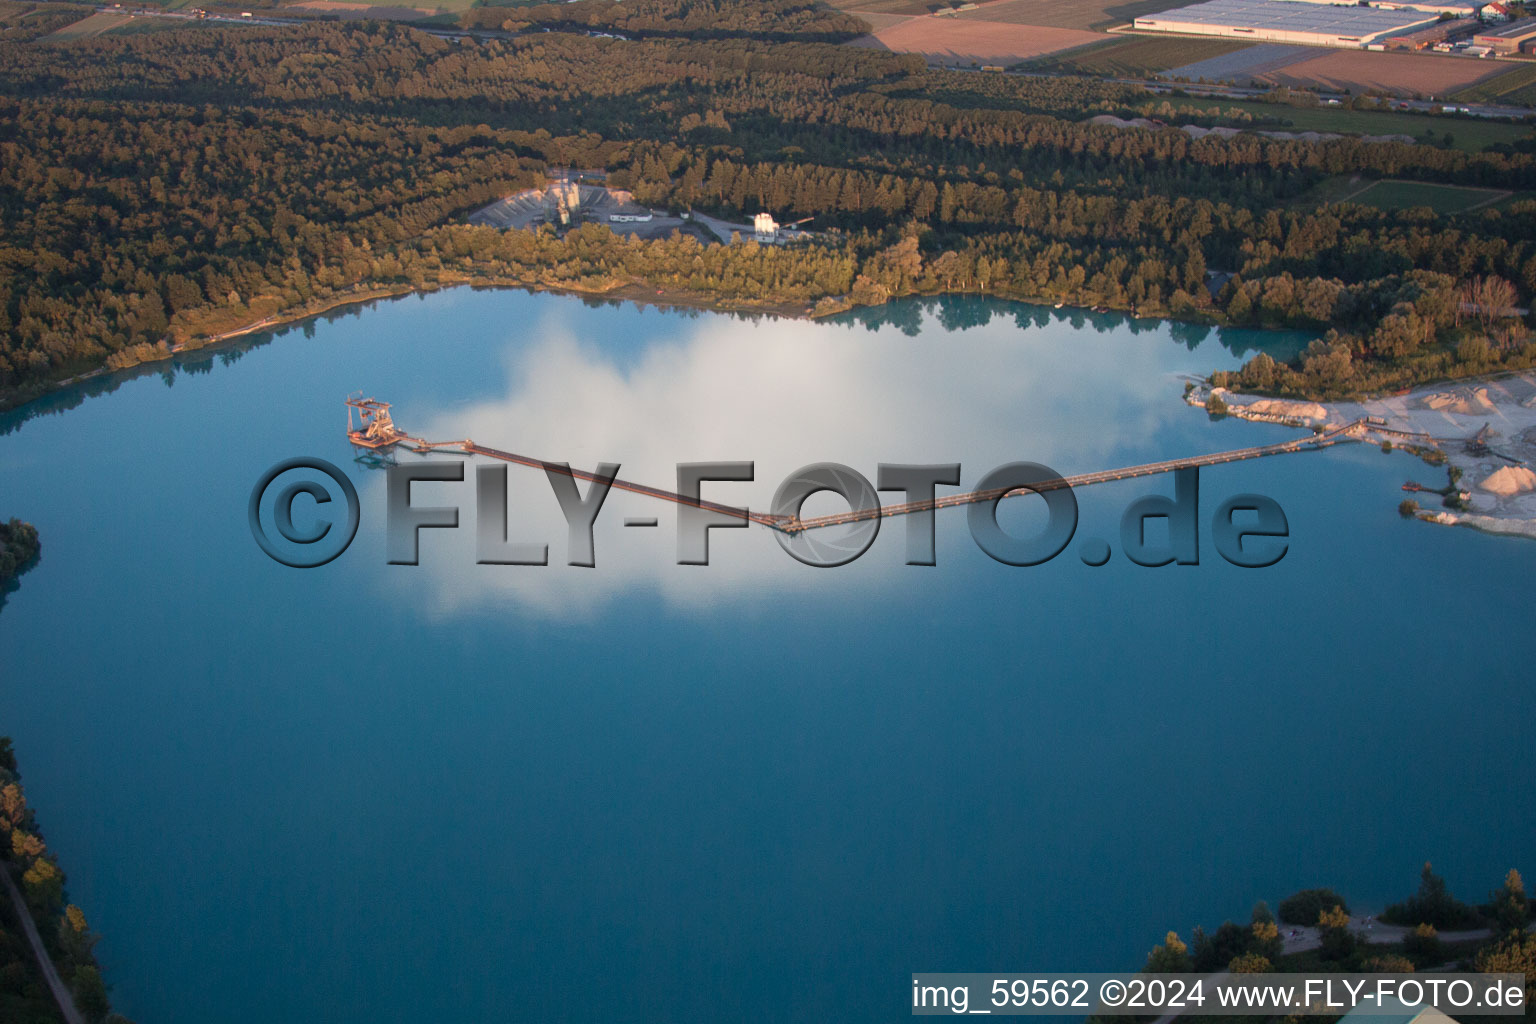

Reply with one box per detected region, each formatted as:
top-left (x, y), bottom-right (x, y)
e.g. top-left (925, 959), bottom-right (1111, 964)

top-left (1206, 391), bottom-right (1229, 417)
top-left (1363, 954), bottom-right (1416, 973)
top-left (1229, 952), bottom-right (1272, 973)
top-left (1400, 499), bottom-right (1420, 518)
top-left (1192, 922), bottom-right (1252, 973)
top-left (0, 519), bottom-right (41, 584)
top-left (1491, 869), bottom-right (1529, 935)
top-left (72, 964), bottom-right (108, 1021)
top-left (1474, 930), bottom-right (1536, 1021)
top-left (1403, 923), bottom-right (1444, 968)
top-left (1457, 335), bottom-right (1493, 368)
top-left (1382, 863), bottom-right (1482, 930)
top-left (1319, 905), bottom-right (1357, 963)
top-left (1279, 889), bottom-right (1350, 925)
top-left (1145, 931), bottom-right (1193, 973)
top-left (1251, 919), bottom-right (1284, 962)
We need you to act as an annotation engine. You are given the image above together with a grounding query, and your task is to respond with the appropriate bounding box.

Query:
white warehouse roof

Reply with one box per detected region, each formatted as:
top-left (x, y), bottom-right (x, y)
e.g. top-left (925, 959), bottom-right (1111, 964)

top-left (1291, 0), bottom-right (1479, 13)
top-left (1368, 0), bottom-right (1479, 15)
top-left (1134, 0), bottom-right (1440, 44)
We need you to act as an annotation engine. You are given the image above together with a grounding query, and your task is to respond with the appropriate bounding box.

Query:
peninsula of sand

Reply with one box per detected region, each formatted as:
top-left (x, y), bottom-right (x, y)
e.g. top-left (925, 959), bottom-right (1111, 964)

top-left (1187, 371), bottom-right (1536, 540)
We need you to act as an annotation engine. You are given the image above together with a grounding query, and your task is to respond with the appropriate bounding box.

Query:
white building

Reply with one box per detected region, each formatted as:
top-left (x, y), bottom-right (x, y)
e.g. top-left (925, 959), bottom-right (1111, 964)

top-left (1249, 0), bottom-right (1476, 13)
top-left (1134, 0), bottom-right (1440, 47)
top-left (1363, 0), bottom-right (1478, 14)
top-left (753, 213), bottom-right (778, 243)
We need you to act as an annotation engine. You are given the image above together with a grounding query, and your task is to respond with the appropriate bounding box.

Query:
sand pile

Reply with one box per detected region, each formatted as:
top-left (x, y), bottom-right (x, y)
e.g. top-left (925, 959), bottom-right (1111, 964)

top-left (1177, 126), bottom-right (1412, 145)
top-left (1478, 465), bottom-right (1536, 496)
top-left (1244, 397), bottom-right (1328, 420)
top-left (1089, 116), bottom-right (1161, 130)
top-left (1424, 388), bottom-right (1497, 415)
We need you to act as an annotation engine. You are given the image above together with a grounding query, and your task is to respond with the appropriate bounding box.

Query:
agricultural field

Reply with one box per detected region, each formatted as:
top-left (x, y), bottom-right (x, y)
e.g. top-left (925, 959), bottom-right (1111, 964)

top-left (288, 0), bottom-right (434, 19)
top-left (110, 15), bottom-right (214, 31)
top-left (1108, 37), bottom-right (1512, 98)
top-left (1352, 179), bottom-right (1511, 213)
top-left (952, 0), bottom-right (1171, 30)
top-left (1306, 176), bottom-right (1517, 213)
top-left (846, 9), bottom-right (908, 30)
top-left (848, 16), bottom-right (1101, 64)
top-left (1090, 91), bottom-right (1529, 153)
top-left (830, 0), bottom-right (1169, 32)
top-left (1162, 42), bottom-right (1315, 82)
top-left (1171, 98), bottom-right (1535, 151)
top-left (1453, 61), bottom-right (1536, 107)
top-left (41, 10), bottom-right (134, 38)
top-left (829, 0), bottom-right (936, 17)
top-left (1254, 48), bottom-right (1509, 98)
top-left (1027, 34), bottom-right (1253, 75)
top-left (0, 0), bottom-right (90, 37)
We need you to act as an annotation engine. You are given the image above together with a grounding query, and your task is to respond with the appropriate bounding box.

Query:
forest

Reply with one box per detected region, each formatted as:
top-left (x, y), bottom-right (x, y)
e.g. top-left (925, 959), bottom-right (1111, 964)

top-left (0, 0), bottom-right (1534, 407)
top-left (1, 522), bottom-right (120, 1024)
top-left (1131, 868), bottom-right (1533, 1023)
top-left (0, 732), bottom-right (121, 1024)
top-left (0, 518), bottom-right (38, 588)
top-left (459, 0), bottom-right (870, 41)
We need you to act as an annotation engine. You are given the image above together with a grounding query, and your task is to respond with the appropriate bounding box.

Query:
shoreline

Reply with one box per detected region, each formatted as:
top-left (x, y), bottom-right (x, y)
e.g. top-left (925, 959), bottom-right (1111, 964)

top-left (11, 284), bottom-right (424, 408)
top-left (6, 268), bottom-right (1530, 460)
top-left (4, 258), bottom-right (1527, 419)
top-left (1187, 372), bottom-right (1536, 540)
top-left (0, 274), bottom-right (817, 415)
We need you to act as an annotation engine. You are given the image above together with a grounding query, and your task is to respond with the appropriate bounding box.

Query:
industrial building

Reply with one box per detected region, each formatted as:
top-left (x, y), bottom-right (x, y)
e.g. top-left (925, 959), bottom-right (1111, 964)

top-left (1385, 17), bottom-right (1477, 49)
top-left (1290, 0), bottom-right (1481, 15)
top-left (1473, 17), bottom-right (1536, 52)
top-left (468, 178), bottom-right (660, 232)
top-left (1365, 0), bottom-right (1479, 15)
top-left (1134, 0), bottom-right (1443, 47)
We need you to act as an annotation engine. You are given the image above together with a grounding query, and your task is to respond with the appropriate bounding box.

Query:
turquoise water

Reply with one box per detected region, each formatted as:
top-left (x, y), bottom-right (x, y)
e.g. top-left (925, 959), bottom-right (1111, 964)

top-left (0, 290), bottom-right (1531, 1023)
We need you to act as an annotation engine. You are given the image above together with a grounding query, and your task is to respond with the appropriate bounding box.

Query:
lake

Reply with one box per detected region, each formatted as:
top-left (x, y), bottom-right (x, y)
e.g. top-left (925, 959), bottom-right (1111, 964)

top-left (0, 288), bottom-right (1531, 1023)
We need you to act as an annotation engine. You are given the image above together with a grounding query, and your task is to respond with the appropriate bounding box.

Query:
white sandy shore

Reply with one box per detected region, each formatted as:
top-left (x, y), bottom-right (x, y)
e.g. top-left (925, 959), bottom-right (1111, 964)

top-left (1187, 372), bottom-right (1536, 539)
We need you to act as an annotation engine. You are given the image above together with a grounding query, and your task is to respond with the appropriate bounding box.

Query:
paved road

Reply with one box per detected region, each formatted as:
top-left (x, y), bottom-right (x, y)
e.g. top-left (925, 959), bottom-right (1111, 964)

top-left (0, 866), bottom-right (85, 1024)
top-left (1149, 920), bottom-right (1536, 1024)
top-left (1279, 918), bottom-right (1495, 955)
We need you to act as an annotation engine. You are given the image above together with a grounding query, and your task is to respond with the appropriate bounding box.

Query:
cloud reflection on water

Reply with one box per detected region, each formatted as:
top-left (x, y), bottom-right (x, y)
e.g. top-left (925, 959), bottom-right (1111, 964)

top-left (366, 300), bottom-right (1225, 617)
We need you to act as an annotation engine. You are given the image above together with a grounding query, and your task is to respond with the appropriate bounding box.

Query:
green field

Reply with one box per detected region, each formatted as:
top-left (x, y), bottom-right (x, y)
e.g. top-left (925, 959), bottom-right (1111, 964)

top-left (1159, 97), bottom-right (1533, 152)
top-left (1026, 35), bottom-right (1253, 76)
top-left (832, 0), bottom-right (1178, 30)
top-left (111, 14), bottom-right (216, 31)
top-left (1306, 176), bottom-right (1521, 214)
top-left (1452, 61), bottom-right (1536, 107)
top-left (1352, 179), bottom-right (1511, 213)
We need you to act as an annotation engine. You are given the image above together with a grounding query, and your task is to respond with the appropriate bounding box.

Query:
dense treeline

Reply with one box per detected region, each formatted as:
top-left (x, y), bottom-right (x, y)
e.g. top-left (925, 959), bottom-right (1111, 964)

top-left (0, 519), bottom-right (38, 586)
top-left (0, 733), bottom-right (124, 1023)
top-left (8, 27), bottom-right (1533, 198)
top-left (0, 10), bottom-right (1534, 403)
top-left (460, 0), bottom-right (869, 42)
top-left (0, 96), bottom-right (547, 387)
top-left (0, 1), bottom-right (92, 43)
top-left (1136, 868), bottom-right (1532, 1012)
